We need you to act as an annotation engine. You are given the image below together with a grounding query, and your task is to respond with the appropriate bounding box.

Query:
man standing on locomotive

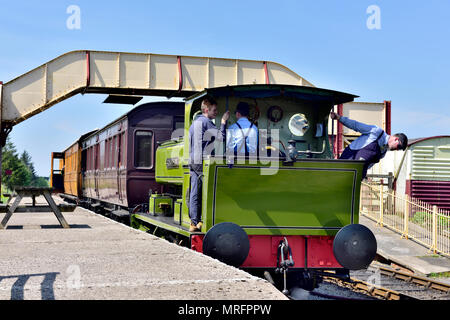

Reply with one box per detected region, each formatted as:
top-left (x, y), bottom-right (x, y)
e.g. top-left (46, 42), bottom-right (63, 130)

top-left (330, 112), bottom-right (407, 180)
top-left (189, 96), bottom-right (230, 232)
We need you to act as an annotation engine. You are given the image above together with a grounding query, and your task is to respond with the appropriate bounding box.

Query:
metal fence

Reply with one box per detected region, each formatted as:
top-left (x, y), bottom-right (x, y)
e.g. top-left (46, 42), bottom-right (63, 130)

top-left (360, 181), bottom-right (450, 257)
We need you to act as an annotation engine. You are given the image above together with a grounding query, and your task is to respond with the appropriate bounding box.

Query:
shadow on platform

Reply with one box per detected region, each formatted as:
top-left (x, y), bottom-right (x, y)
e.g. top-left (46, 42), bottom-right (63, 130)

top-left (4, 224), bottom-right (91, 230)
top-left (0, 272), bottom-right (59, 300)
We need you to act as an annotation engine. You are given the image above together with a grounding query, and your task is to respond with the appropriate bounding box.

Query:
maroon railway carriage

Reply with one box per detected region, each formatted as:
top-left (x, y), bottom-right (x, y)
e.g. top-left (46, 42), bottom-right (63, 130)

top-left (79, 101), bottom-right (185, 215)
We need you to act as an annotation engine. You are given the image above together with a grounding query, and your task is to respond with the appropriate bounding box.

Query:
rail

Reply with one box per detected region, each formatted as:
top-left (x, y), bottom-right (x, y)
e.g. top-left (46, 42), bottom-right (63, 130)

top-left (360, 181), bottom-right (450, 257)
top-left (324, 262), bottom-right (450, 300)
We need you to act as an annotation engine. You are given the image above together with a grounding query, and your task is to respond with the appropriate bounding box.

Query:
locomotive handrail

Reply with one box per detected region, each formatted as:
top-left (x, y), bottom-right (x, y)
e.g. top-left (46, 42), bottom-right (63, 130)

top-left (0, 50), bottom-right (313, 126)
top-left (296, 140), bottom-right (327, 155)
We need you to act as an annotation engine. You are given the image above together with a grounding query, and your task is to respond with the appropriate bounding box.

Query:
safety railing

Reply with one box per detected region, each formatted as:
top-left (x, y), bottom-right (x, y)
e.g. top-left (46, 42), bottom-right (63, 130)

top-left (360, 181), bottom-right (450, 257)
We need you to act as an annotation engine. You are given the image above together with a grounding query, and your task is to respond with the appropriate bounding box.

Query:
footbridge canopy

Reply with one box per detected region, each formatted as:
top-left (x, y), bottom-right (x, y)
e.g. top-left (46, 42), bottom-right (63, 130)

top-left (0, 50), bottom-right (314, 127)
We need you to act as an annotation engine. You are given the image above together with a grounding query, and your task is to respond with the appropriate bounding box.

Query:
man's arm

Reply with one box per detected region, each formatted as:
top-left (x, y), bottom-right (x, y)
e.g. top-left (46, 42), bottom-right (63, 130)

top-left (248, 126), bottom-right (258, 153)
top-left (330, 112), bottom-right (377, 135)
top-left (226, 124), bottom-right (237, 152)
top-left (205, 121), bottom-right (226, 142)
top-left (190, 120), bottom-right (204, 165)
top-left (205, 111), bottom-right (230, 142)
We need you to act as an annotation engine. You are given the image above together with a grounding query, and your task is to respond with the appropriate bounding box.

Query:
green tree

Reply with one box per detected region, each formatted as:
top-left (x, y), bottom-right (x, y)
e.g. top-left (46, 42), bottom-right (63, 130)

top-left (1, 137), bottom-right (49, 190)
top-left (19, 150), bottom-right (48, 187)
top-left (20, 150), bottom-right (37, 180)
top-left (33, 176), bottom-right (49, 187)
top-left (2, 137), bottom-right (32, 190)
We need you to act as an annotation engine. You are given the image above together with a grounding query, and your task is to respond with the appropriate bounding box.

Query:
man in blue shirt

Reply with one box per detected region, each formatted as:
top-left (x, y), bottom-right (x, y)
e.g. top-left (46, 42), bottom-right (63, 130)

top-left (226, 102), bottom-right (258, 159)
top-left (188, 96), bottom-right (229, 232)
top-left (330, 112), bottom-right (407, 180)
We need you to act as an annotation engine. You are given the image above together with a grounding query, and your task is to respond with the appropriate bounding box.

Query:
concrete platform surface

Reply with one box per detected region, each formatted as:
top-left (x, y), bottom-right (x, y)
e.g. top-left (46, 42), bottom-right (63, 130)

top-left (360, 215), bottom-right (450, 280)
top-left (0, 200), bottom-right (287, 300)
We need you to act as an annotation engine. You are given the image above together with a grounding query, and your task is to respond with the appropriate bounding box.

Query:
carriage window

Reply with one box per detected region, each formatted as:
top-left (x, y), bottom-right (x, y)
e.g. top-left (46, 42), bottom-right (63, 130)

top-left (174, 116), bottom-right (184, 131)
top-left (175, 121), bottom-right (184, 130)
top-left (112, 135), bottom-right (117, 168)
top-left (111, 137), bottom-right (116, 168)
top-left (134, 131), bottom-right (153, 168)
top-left (173, 116), bottom-right (184, 138)
top-left (88, 147), bottom-right (92, 171)
top-left (105, 139), bottom-right (110, 168)
top-left (121, 132), bottom-right (126, 168)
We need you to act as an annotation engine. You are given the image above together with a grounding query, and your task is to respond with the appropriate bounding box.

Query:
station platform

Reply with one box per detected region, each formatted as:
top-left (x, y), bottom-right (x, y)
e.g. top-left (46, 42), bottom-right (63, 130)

top-left (0, 196), bottom-right (287, 300)
top-left (360, 215), bottom-right (450, 284)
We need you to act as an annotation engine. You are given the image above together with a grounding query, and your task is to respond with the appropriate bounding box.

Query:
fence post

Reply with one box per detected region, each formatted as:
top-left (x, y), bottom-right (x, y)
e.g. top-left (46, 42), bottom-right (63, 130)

top-left (432, 205), bottom-right (437, 254)
top-left (378, 185), bottom-right (384, 227)
top-left (402, 195), bottom-right (409, 239)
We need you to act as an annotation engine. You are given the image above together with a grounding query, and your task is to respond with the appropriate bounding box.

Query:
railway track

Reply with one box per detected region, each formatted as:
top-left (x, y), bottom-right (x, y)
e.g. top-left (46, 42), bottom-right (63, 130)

top-left (290, 283), bottom-right (375, 300)
top-left (322, 262), bottom-right (450, 300)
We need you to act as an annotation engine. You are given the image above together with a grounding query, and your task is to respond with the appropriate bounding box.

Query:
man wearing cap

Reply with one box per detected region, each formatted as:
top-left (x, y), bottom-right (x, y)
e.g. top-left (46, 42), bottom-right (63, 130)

top-left (226, 102), bottom-right (258, 159)
top-left (330, 112), bottom-right (407, 180)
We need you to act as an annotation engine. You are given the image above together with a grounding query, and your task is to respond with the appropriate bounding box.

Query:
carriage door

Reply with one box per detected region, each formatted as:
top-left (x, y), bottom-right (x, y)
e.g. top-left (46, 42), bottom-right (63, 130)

top-left (50, 152), bottom-right (65, 192)
top-left (94, 143), bottom-right (100, 198)
top-left (116, 134), bottom-right (122, 203)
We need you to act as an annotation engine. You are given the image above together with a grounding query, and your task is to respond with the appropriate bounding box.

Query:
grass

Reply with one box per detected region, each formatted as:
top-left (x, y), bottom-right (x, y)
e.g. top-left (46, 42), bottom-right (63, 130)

top-left (411, 211), bottom-right (449, 228)
top-left (428, 272), bottom-right (450, 279)
top-left (411, 211), bottom-right (430, 226)
top-left (0, 185), bottom-right (12, 203)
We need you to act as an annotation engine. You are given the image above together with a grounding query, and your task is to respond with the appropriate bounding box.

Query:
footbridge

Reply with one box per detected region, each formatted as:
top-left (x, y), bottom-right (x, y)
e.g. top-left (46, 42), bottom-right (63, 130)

top-left (0, 50), bottom-right (313, 130)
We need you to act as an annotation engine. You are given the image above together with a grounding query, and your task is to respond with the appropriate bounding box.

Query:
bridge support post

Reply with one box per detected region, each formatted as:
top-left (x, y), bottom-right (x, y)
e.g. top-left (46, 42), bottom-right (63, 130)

top-left (0, 82), bottom-right (12, 203)
top-left (0, 81), bottom-right (2, 203)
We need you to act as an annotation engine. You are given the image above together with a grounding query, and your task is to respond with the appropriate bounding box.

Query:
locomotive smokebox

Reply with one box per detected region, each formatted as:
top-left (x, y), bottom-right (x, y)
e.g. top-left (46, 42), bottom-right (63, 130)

top-left (333, 224), bottom-right (377, 270)
top-left (203, 222), bottom-right (250, 268)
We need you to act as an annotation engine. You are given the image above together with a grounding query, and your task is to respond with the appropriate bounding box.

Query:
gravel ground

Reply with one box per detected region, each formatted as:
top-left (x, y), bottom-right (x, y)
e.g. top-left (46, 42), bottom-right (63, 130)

top-left (290, 280), bottom-right (377, 300)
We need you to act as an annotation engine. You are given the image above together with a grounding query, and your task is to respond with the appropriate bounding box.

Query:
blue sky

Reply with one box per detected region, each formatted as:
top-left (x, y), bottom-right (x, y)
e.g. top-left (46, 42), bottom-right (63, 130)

top-left (1, 0), bottom-right (449, 176)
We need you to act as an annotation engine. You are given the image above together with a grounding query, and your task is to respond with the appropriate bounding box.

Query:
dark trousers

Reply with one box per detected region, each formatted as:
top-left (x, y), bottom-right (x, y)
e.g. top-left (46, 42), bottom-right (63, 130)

top-left (189, 165), bottom-right (202, 225)
top-left (339, 141), bottom-right (381, 180)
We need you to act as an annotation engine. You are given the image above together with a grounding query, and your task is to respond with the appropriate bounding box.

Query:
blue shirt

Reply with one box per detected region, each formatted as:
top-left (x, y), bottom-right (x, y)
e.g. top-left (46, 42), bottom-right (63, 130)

top-left (339, 116), bottom-right (390, 159)
top-left (189, 115), bottom-right (226, 165)
top-left (226, 117), bottom-right (258, 155)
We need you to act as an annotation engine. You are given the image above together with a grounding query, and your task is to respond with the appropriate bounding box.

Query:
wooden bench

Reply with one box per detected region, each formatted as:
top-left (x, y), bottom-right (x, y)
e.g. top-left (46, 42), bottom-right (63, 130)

top-left (0, 187), bottom-right (73, 229)
top-left (0, 203), bottom-right (76, 213)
